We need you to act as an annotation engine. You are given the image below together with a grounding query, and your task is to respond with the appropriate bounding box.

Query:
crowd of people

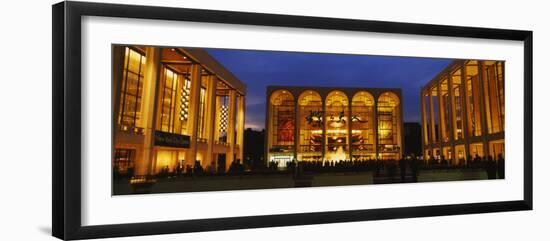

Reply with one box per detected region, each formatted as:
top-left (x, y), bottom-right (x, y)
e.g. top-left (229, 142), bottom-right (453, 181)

top-left (115, 154), bottom-right (505, 181)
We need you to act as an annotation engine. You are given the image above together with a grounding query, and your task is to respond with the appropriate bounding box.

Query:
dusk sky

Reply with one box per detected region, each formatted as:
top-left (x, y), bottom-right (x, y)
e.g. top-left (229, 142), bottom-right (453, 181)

top-left (207, 49), bottom-right (453, 130)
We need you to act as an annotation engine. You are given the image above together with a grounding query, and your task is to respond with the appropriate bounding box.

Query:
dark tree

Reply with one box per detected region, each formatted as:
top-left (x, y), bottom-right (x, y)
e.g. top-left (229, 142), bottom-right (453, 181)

top-left (243, 128), bottom-right (265, 169)
top-left (403, 122), bottom-right (422, 157)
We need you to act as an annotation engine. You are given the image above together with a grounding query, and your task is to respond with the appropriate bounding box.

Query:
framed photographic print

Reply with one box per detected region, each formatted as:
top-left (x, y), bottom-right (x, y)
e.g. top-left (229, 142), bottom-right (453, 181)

top-left (52, 1), bottom-right (533, 240)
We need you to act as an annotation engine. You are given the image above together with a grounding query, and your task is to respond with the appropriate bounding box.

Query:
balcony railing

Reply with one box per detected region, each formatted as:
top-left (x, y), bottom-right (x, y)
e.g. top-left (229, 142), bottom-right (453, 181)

top-left (269, 145), bottom-right (294, 153)
top-left (378, 144), bottom-right (400, 152)
top-left (118, 124), bottom-right (145, 135)
top-left (299, 145), bottom-right (322, 152)
top-left (352, 144), bottom-right (374, 152)
top-left (326, 144), bottom-right (349, 152)
top-left (214, 141), bottom-right (230, 147)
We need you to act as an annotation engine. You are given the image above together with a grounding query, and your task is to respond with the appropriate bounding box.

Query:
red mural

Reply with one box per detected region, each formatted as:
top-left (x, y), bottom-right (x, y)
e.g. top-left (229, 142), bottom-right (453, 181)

top-left (277, 119), bottom-right (295, 142)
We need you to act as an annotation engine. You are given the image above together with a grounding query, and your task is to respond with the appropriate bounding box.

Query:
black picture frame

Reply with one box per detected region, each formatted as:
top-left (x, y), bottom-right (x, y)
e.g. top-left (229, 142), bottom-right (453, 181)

top-left (52, 1), bottom-right (533, 240)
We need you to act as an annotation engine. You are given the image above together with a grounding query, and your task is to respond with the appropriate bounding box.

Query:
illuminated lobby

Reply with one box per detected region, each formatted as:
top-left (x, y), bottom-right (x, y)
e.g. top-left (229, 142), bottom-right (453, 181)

top-left (266, 86), bottom-right (403, 164)
top-left (421, 60), bottom-right (505, 164)
top-left (112, 46), bottom-right (246, 176)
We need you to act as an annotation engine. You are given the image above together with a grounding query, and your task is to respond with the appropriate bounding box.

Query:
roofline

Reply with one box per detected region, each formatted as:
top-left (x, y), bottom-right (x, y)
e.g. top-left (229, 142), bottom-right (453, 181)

top-left (265, 85), bottom-right (402, 100)
top-left (180, 48), bottom-right (247, 95)
top-left (421, 60), bottom-right (463, 92)
top-left (267, 85), bottom-right (401, 92)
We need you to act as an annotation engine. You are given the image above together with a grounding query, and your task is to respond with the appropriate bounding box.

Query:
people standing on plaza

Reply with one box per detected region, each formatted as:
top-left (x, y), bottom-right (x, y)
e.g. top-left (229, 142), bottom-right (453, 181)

top-left (497, 154), bottom-right (505, 179)
top-left (485, 155), bottom-right (497, 179)
top-left (399, 158), bottom-right (407, 182)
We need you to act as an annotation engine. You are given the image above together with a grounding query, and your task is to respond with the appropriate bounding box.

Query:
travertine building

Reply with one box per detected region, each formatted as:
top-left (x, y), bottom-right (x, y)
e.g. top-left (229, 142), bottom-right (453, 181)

top-left (112, 46), bottom-right (246, 176)
top-left (266, 86), bottom-right (403, 164)
top-left (421, 60), bottom-right (504, 164)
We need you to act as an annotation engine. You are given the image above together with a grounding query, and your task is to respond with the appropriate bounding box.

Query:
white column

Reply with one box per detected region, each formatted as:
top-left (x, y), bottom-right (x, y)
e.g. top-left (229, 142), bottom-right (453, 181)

top-left (460, 63), bottom-right (471, 161)
top-left (437, 85), bottom-right (444, 156)
top-left (420, 91), bottom-right (427, 159)
top-left (374, 97), bottom-right (379, 159)
top-left (184, 64), bottom-right (202, 167)
top-left (136, 47), bottom-right (161, 176)
top-left (226, 89), bottom-right (237, 170)
top-left (236, 95), bottom-right (245, 162)
top-left (205, 76), bottom-right (218, 167)
top-left (348, 102), bottom-right (353, 160)
top-left (448, 73), bottom-right (457, 164)
top-left (478, 61), bottom-right (490, 157)
top-left (428, 89), bottom-right (436, 150)
top-left (293, 95), bottom-right (299, 161)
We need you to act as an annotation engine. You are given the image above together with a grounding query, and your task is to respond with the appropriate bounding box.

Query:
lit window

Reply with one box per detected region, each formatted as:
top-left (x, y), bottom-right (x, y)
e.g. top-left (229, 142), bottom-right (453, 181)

top-left (118, 47), bottom-right (146, 128)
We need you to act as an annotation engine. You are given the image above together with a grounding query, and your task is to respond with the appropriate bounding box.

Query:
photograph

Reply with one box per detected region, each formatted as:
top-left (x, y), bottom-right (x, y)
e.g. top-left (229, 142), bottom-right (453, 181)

top-left (0, 0), bottom-right (542, 240)
top-left (112, 45), bottom-right (505, 195)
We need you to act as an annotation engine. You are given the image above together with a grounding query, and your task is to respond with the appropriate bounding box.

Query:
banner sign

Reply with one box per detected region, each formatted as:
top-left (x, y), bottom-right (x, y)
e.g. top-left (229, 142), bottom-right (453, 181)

top-left (154, 131), bottom-right (190, 148)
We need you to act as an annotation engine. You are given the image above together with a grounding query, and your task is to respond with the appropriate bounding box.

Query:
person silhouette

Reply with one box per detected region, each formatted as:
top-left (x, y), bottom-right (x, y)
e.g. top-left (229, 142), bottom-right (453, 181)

top-left (399, 158), bottom-right (406, 182)
top-left (497, 154), bottom-right (505, 179)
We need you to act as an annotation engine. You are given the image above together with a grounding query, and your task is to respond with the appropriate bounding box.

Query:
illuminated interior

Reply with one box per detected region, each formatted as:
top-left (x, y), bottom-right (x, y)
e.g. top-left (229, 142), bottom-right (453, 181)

top-left (267, 89), bottom-right (296, 163)
top-left (113, 46), bottom-right (247, 175)
top-left (421, 60), bottom-right (505, 163)
top-left (267, 87), bottom-right (402, 163)
top-left (469, 142), bottom-right (484, 157)
top-left (451, 68), bottom-right (464, 140)
top-left (465, 60), bottom-right (482, 137)
top-left (351, 91), bottom-right (375, 159)
top-left (454, 145), bottom-right (465, 161)
top-left (482, 61), bottom-right (505, 134)
top-left (118, 47), bottom-right (146, 129)
top-left (297, 90), bottom-right (323, 161)
top-left (440, 77), bottom-right (451, 142)
top-left (489, 140), bottom-right (505, 159)
top-left (325, 91), bottom-right (350, 161)
top-left (377, 92), bottom-right (401, 160)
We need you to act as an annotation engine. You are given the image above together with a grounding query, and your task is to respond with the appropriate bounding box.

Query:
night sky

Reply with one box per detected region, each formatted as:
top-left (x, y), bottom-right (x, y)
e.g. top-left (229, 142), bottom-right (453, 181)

top-left (207, 48), bottom-right (453, 130)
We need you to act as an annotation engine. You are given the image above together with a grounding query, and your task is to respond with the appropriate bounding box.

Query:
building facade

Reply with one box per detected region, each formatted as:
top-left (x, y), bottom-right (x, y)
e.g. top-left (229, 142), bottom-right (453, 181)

top-left (421, 60), bottom-right (505, 164)
top-left (266, 86), bottom-right (403, 164)
top-left (112, 46), bottom-right (246, 176)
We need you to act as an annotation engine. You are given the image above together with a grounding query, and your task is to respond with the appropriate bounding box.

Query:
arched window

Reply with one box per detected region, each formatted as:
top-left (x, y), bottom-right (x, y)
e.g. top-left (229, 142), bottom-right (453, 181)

top-left (297, 90), bottom-right (323, 161)
top-left (377, 92), bottom-right (401, 160)
top-left (325, 91), bottom-right (349, 161)
top-left (351, 91), bottom-right (375, 160)
top-left (268, 90), bottom-right (295, 153)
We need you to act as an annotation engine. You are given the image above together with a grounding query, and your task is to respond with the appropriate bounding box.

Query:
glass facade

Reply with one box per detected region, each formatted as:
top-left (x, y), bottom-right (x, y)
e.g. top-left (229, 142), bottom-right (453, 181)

top-left (113, 46), bottom-right (246, 176)
top-left (113, 149), bottom-right (135, 175)
top-left (297, 90), bottom-right (323, 161)
top-left (268, 90), bottom-right (295, 152)
top-left (482, 61), bottom-right (505, 134)
top-left (421, 60), bottom-right (505, 164)
top-left (351, 91), bottom-right (375, 159)
top-left (158, 67), bottom-right (181, 133)
top-left (268, 87), bottom-right (402, 163)
top-left (451, 68), bottom-right (464, 140)
top-left (377, 92), bottom-right (401, 160)
top-left (325, 91), bottom-right (350, 161)
top-left (431, 87), bottom-right (440, 142)
top-left (118, 47), bottom-right (146, 128)
top-left (465, 60), bottom-right (482, 137)
top-left (440, 77), bottom-right (451, 142)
